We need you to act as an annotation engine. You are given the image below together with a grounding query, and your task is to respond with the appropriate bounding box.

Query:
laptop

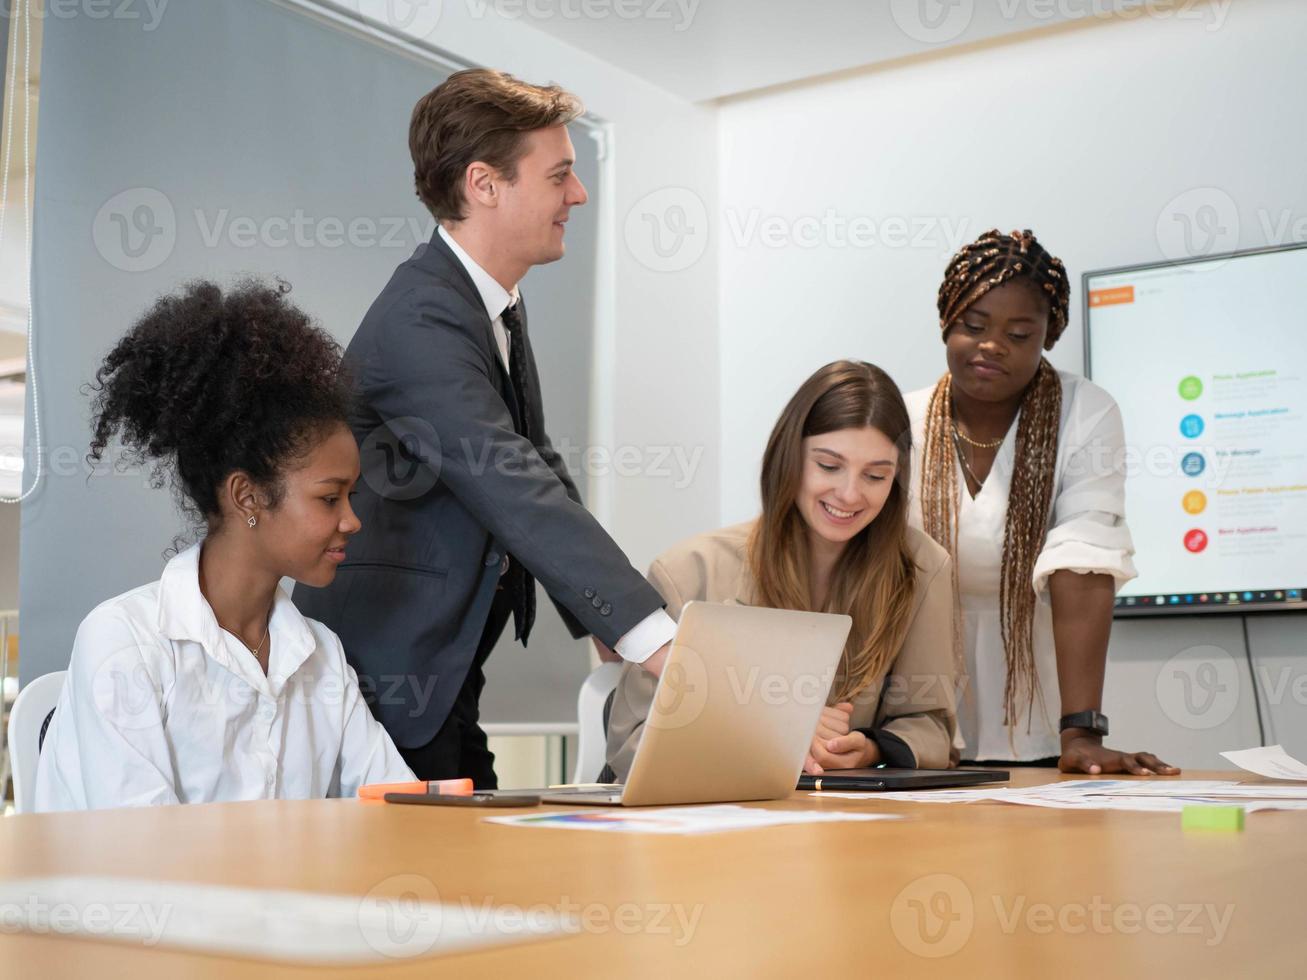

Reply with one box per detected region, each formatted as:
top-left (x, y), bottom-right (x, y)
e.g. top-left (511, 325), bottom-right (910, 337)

top-left (541, 601), bottom-right (852, 806)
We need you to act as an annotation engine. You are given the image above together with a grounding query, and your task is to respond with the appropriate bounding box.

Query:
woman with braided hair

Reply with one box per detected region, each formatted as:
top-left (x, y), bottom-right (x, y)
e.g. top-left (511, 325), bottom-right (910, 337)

top-left (906, 229), bottom-right (1178, 775)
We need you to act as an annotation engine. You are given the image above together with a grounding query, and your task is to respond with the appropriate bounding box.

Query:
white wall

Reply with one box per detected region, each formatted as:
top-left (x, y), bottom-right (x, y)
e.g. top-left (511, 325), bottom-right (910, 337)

top-left (715, 0), bottom-right (1307, 768)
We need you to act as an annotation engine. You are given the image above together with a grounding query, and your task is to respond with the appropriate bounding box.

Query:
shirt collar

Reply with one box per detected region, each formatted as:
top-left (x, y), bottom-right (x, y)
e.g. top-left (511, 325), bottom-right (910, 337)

top-left (438, 224), bottom-right (520, 321)
top-left (156, 542), bottom-right (316, 692)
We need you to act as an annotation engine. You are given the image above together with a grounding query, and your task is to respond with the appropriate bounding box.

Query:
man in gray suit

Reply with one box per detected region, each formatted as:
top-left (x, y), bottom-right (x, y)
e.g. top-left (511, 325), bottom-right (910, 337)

top-left (293, 69), bottom-right (673, 787)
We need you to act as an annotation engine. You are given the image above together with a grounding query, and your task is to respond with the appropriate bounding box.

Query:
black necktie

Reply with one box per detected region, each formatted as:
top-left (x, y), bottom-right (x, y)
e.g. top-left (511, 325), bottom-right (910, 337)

top-left (499, 302), bottom-right (536, 642)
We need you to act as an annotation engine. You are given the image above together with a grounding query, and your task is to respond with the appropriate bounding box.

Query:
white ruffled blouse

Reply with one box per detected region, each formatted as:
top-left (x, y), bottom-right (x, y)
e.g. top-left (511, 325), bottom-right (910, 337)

top-left (906, 371), bottom-right (1137, 761)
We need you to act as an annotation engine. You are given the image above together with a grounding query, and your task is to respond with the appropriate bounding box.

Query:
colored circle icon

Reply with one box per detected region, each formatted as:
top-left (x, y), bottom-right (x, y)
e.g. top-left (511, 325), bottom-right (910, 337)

top-left (1178, 376), bottom-right (1203, 400)
top-left (1183, 490), bottom-right (1207, 514)
top-left (1181, 452), bottom-right (1206, 477)
top-left (1184, 529), bottom-right (1208, 553)
top-left (1180, 414), bottom-right (1204, 438)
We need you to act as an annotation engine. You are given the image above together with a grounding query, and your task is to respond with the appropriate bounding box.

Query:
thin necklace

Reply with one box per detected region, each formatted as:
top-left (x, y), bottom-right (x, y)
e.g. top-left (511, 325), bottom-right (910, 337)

top-left (951, 419), bottom-right (1004, 450)
top-left (952, 429), bottom-right (987, 490)
top-left (220, 607), bottom-right (273, 660)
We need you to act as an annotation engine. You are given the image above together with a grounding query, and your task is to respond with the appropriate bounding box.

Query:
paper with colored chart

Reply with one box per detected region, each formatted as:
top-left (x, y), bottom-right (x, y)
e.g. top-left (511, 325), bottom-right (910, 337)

top-left (486, 804), bottom-right (900, 834)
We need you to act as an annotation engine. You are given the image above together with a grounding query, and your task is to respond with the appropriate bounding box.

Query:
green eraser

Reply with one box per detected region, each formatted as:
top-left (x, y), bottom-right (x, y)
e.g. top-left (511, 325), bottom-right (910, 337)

top-left (1182, 805), bottom-right (1245, 831)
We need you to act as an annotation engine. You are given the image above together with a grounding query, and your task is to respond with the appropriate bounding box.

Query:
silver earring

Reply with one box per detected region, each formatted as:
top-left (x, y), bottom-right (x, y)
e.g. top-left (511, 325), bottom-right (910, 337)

top-left (247, 516), bottom-right (257, 528)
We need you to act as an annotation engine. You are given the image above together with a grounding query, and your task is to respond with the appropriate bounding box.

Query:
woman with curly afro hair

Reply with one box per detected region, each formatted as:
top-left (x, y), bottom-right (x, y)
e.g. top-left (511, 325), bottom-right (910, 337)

top-left (35, 279), bottom-right (415, 811)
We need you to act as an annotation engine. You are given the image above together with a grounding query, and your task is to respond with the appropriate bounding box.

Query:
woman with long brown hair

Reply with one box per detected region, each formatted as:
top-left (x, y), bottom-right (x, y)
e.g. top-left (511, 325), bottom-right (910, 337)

top-left (909, 228), bottom-right (1178, 775)
top-left (605, 361), bottom-right (957, 780)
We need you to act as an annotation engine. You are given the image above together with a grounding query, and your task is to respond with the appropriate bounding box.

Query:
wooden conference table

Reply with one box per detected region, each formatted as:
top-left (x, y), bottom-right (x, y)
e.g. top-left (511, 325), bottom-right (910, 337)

top-left (0, 768), bottom-right (1301, 977)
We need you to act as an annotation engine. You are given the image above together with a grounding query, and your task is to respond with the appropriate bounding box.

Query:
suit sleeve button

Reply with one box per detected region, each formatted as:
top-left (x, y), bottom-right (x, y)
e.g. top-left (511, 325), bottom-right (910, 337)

top-left (600, 603), bottom-right (612, 616)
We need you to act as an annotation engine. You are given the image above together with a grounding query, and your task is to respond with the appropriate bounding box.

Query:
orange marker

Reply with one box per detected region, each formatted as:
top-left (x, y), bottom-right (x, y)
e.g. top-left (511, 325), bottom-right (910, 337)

top-left (358, 778), bottom-right (475, 800)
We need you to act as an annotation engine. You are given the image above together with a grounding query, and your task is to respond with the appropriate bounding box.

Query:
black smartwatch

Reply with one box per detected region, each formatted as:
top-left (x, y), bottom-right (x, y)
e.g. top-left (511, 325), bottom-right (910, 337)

top-left (1059, 710), bottom-right (1109, 737)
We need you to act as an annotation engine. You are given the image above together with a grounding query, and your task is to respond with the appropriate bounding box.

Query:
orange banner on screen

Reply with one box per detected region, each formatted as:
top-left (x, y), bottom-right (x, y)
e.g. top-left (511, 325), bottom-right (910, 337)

top-left (1089, 286), bottom-right (1135, 307)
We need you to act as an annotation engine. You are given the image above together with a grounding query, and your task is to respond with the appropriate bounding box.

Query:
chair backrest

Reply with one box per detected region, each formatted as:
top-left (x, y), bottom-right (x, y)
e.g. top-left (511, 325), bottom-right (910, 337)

top-left (572, 661), bottom-right (623, 784)
top-left (8, 670), bottom-right (65, 814)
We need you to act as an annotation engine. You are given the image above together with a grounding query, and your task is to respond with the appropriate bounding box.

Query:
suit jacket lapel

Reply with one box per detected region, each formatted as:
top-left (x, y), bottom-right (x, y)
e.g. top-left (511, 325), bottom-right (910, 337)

top-left (422, 228), bottom-right (522, 429)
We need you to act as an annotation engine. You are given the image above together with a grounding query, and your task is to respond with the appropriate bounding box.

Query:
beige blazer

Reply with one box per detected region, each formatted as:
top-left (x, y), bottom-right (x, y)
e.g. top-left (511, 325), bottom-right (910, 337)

top-left (605, 521), bottom-right (958, 780)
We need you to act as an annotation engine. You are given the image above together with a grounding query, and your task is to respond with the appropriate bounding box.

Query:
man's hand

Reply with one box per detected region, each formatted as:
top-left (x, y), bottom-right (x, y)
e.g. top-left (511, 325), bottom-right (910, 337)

top-left (590, 636), bottom-right (621, 664)
top-left (640, 641), bottom-right (671, 678)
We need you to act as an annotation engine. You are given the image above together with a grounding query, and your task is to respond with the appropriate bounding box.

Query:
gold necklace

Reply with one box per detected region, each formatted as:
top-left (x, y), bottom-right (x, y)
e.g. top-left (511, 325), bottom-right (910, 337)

top-left (952, 429), bottom-right (986, 489)
top-left (951, 419), bottom-right (1004, 450)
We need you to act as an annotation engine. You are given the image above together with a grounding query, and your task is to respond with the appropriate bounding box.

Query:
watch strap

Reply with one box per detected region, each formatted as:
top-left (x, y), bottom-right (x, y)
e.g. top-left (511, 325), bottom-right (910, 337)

top-left (1059, 710), bottom-right (1109, 736)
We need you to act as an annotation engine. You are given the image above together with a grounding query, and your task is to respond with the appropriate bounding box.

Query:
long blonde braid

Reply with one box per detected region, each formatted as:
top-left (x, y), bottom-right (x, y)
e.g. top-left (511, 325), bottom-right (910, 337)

top-left (921, 229), bottom-right (1069, 731)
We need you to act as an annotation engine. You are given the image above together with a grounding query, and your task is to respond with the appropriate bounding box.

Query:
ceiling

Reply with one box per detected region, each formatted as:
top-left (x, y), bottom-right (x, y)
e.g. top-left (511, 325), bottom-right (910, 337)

top-left (519, 0), bottom-right (1115, 102)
